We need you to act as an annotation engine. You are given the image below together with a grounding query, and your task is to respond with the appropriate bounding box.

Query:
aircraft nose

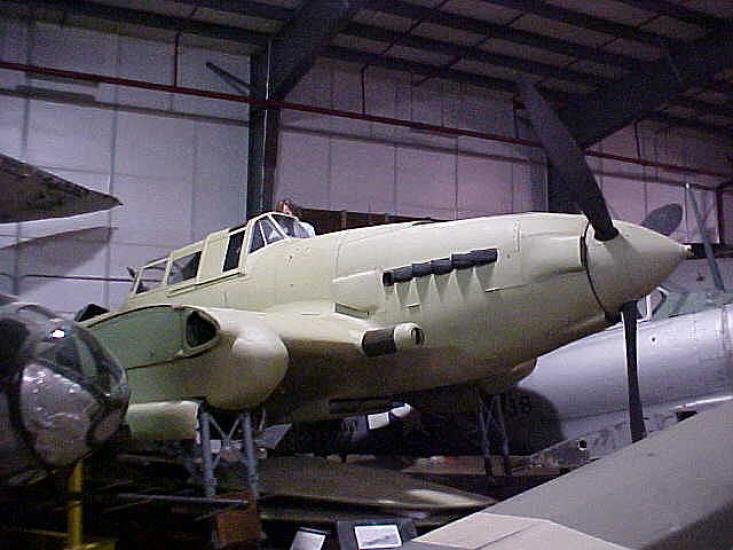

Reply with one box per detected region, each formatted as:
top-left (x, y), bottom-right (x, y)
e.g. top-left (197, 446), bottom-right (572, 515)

top-left (585, 221), bottom-right (689, 315)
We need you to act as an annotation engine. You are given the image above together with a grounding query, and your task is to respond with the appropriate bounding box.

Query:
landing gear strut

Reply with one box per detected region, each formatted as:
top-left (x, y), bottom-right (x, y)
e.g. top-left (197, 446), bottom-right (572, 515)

top-left (477, 392), bottom-right (511, 482)
top-left (197, 408), bottom-right (259, 498)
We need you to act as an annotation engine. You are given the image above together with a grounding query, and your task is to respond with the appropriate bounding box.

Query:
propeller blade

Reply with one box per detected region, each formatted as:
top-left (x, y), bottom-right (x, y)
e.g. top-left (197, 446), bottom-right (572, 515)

top-left (517, 79), bottom-right (618, 241)
top-left (686, 184), bottom-right (725, 291)
top-left (641, 203), bottom-right (683, 236)
top-left (621, 301), bottom-right (647, 443)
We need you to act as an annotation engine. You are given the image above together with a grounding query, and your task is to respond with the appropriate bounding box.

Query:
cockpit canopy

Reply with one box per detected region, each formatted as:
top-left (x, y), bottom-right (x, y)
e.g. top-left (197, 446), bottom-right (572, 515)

top-left (132, 212), bottom-right (313, 295)
top-left (249, 213), bottom-right (313, 254)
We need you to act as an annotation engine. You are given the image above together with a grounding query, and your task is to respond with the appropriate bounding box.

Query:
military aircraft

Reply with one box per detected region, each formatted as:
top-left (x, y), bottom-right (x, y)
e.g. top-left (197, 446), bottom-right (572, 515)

top-left (503, 285), bottom-right (733, 460)
top-left (0, 155), bottom-right (128, 487)
top-left (0, 294), bottom-right (129, 486)
top-left (80, 82), bottom-right (688, 499)
top-left (0, 153), bottom-right (120, 223)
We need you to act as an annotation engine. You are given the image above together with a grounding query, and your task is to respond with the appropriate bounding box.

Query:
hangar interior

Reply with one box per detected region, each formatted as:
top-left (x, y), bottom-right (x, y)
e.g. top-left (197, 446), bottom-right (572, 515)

top-left (1, 0), bottom-right (733, 548)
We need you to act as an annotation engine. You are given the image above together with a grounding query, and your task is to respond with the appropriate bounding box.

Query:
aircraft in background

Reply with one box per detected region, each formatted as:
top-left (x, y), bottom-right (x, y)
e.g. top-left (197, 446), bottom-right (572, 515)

top-left (0, 153), bottom-right (120, 223)
top-left (0, 154), bottom-right (128, 487)
top-left (0, 293), bottom-right (129, 486)
top-left (503, 285), bottom-right (733, 460)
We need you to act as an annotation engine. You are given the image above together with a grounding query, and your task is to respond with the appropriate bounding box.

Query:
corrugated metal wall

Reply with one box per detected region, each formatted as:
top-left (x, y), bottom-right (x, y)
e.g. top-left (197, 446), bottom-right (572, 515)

top-left (277, 60), bottom-right (727, 245)
top-left (0, 17), bottom-right (250, 314)
top-left (278, 60), bottom-right (545, 220)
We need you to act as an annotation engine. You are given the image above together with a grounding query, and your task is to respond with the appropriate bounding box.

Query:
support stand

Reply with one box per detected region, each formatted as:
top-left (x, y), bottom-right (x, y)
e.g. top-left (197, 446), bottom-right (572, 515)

top-left (66, 461), bottom-right (83, 549)
top-left (196, 408), bottom-right (259, 498)
top-left (477, 392), bottom-right (511, 482)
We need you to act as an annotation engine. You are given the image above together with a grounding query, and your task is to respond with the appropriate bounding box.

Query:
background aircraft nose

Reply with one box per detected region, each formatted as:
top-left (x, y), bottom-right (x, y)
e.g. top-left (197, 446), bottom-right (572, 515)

top-left (585, 221), bottom-right (689, 315)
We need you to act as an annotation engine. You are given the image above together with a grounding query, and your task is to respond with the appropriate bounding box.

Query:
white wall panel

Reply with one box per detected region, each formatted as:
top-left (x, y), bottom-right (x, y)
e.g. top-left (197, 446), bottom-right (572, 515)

top-left (601, 177), bottom-right (646, 225)
top-left (31, 23), bottom-right (118, 76)
top-left (192, 181), bottom-right (246, 241)
top-left (331, 68), bottom-right (367, 136)
top-left (116, 36), bottom-right (173, 110)
top-left (19, 278), bottom-right (106, 316)
top-left (173, 47), bottom-right (249, 120)
top-left (457, 156), bottom-right (513, 218)
top-left (396, 147), bottom-right (456, 218)
top-left (0, 96), bottom-right (25, 157)
top-left (1, 15), bottom-right (251, 311)
top-left (408, 86), bottom-right (443, 127)
top-left (108, 281), bottom-right (133, 310)
top-left (276, 131), bottom-right (331, 207)
top-left (395, 84), bottom-right (457, 149)
top-left (512, 162), bottom-right (537, 213)
top-left (0, 18), bottom-right (28, 88)
top-left (26, 101), bottom-right (114, 173)
top-left (192, 122), bottom-right (247, 238)
top-left (330, 140), bottom-right (395, 213)
top-left (276, 62), bottom-right (544, 221)
top-left (15, 231), bottom-right (109, 280)
top-left (365, 71), bottom-right (398, 118)
top-left (115, 112), bottom-right (194, 179)
top-left (194, 122), bottom-right (248, 187)
top-left (0, 16), bottom-right (28, 62)
top-left (112, 175), bottom-right (193, 247)
top-left (283, 62), bottom-right (332, 132)
top-left (29, 23), bottom-right (118, 103)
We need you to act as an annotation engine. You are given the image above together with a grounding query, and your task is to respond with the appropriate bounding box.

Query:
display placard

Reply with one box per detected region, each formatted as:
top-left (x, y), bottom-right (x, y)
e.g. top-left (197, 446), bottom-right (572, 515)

top-left (290, 527), bottom-right (329, 550)
top-left (354, 524), bottom-right (402, 549)
top-left (337, 519), bottom-right (416, 550)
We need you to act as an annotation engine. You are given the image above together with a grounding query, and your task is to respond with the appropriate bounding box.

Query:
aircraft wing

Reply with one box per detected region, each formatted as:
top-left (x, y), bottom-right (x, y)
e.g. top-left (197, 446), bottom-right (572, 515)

top-left (259, 303), bottom-right (424, 362)
top-left (0, 153), bottom-right (121, 222)
top-left (85, 302), bottom-right (425, 436)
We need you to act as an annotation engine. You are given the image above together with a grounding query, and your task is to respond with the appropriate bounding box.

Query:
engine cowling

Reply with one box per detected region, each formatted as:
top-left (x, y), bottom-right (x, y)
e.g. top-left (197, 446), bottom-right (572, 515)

top-left (88, 305), bottom-right (289, 411)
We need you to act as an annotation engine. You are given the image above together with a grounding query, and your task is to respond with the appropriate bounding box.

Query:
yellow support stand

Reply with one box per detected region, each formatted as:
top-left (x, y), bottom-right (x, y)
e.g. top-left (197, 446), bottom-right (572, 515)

top-left (7, 460), bottom-right (114, 549)
top-left (66, 461), bottom-right (83, 549)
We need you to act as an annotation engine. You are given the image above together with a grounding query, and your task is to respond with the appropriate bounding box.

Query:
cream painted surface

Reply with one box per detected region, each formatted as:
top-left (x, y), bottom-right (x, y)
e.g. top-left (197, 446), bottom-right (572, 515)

top-left (90, 212), bottom-right (687, 425)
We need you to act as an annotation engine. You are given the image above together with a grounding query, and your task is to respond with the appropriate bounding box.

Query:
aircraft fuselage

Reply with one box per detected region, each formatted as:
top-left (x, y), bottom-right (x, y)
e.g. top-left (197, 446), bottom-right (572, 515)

top-left (110, 212), bottom-right (685, 423)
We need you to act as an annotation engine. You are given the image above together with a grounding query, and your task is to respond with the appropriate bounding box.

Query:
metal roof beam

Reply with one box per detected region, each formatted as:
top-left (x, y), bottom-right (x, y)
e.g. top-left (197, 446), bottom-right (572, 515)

top-left (323, 45), bottom-right (529, 97)
top-left (558, 25), bottom-right (733, 147)
top-left (170, 0), bottom-right (293, 22)
top-left (29, 0), bottom-right (270, 45)
top-left (476, 0), bottom-right (672, 46)
top-left (611, 0), bottom-right (727, 31)
top-left (344, 23), bottom-right (608, 88)
top-left (670, 96), bottom-right (733, 120)
top-left (325, 46), bottom-right (729, 139)
top-left (651, 112), bottom-right (733, 140)
top-left (368, 0), bottom-right (642, 71)
top-left (704, 79), bottom-right (733, 98)
top-left (266, 0), bottom-right (368, 99)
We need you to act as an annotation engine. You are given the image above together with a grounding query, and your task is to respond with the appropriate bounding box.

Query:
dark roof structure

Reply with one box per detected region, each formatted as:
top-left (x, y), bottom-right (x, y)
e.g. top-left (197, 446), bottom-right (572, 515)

top-left (3, 0), bottom-right (732, 144)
